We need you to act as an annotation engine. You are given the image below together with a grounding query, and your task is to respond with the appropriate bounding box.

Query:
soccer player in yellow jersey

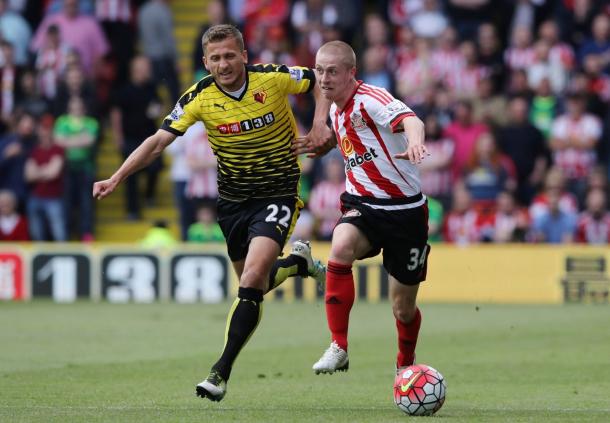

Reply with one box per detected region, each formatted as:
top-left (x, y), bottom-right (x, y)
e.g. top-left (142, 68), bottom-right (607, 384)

top-left (93, 24), bottom-right (333, 402)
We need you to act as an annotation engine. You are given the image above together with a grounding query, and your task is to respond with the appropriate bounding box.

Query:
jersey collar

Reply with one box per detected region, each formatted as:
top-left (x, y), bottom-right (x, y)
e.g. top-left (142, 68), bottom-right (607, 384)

top-left (338, 80), bottom-right (363, 114)
top-left (214, 65), bottom-right (250, 101)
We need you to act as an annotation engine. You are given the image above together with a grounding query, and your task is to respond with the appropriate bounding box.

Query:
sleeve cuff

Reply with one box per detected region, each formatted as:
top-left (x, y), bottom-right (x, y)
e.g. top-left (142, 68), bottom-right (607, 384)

top-left (390, 112), bottom-right (416, 133)
top-left (303, 68), bottom-right (316, 93)
top-left (160, 121), bottom-right (185, 136)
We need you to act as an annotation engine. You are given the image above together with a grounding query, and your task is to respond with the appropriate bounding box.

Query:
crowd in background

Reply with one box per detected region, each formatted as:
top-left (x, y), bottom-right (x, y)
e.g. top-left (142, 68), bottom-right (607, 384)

top-left (2, 0), bottom-right (610, 245)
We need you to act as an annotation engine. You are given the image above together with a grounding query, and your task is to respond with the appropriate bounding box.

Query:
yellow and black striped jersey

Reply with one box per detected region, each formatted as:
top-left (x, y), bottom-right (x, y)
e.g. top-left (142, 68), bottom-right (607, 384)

top-left (161, 64), bottom-right (315, 201)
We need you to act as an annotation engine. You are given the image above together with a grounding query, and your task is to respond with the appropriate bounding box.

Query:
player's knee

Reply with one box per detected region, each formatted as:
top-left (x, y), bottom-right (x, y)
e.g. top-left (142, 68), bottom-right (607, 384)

top-left (329, 238), bottom-right (357, 263)
top-left (239, 267), bottom-right (268, 290)
top-left (392, 300), bottom-right (417, 323)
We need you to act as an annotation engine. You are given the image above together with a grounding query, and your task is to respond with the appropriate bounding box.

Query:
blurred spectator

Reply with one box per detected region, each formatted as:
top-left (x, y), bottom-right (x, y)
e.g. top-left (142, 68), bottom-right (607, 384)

top-left (537, 19), bottom-right (575, 72)
top-left (140, 219), bottom-right (177, 248)
top-left (441, 184), bottom-right (481, 245)
top-left (577, 13), bottom-right (610, 73)
top-left (34, 24), bottom-right (70, 101)
top-left (497, 96), bottom-right (548, 205)
top-left (395, 38), bottom-right (435, 106)
top-left (255, 25), bottom-right (297, 67)
top-left (0, 41), bottom-right (24, 126)
top-left (586, 165), bottom-right (608, 194)
top-left (504, 25), bottom-right (536, 73)
top-left (361, 47), bottom-right (394, 92)
top-left (462, 132), bottom-right (516, 211)
top-left (529, 77), bottom-right (557, 139)
top-left (308, 154), bottom-right (344, 241)
top-left (31, 0), bottom-right (109, 77)
top-left (110, 55), bottom-right (162, 220)
top-left (15, 69), bottom-right (51, 119)
top-left (472, 76), bottom-right (508, 128)
top-left (506, 68), bottom-right (534, 100)
top-left (53, 63), bottom-right (98, 117)
top-left (486, 190), bottom-right (529, 243)
top-left (187, 202), bottom-right (224, 243)
top-left (184, 122), bottom-right (218, 211)
top-left (426, 196), bottom-right (444, 243)
top-left (556, 0), bottom-right (598, 48)
top-left (549, 92), bottom-right (602, 205)
top-left (431, 26), bottom-right (462, 83)
top-left (391, 25), bottom-right (416, 70)
top-left (527, 39), bottom-right (568, 96)
top-left (576, 187), bottom-right (610, 244)
top-left (409, 0), bottom-right (448, 40)
top-left (0, 111), bottom-right (36, 208)
top-left (241, 0), bottom-right (289, 58)
top-left (138, 0), bottom-right (180, 101)
top-left (419, 113), bottom-right (454, 209)
top-left (192, 0), bottom-right (228, 81)
top-left (96, 0), bottom-right (134, 87)
top-left (445, 40), bottom-right (489, 101)
top-left (327, 0), bottom-right (362, 45)
top-left (582, 54), bottom-right (610, 117)
top-left (54, 96), bottom-right (98, 241)
top-left (529, 166), bottom-right (578, 222)
top-left (476, 22), bottom-right (505, 90)
top-left (363, 13), bottom-right (390, 52)
top-left (432, 86), bottom-right (453, 128)
top-left (165, 128), bottom-right (193, 241)
top-left (24, 115), bottom-right (66, 241)
top-left (530, 188), bottom-right (577, 244)
top-left (442, 99), bottom-right (489, 181)
top-left (0, 188), bottom-right (28, 241)
top-left (0, 0), bottom-right (31, 66)
top-left (291, 0), bottom-right (338, 58)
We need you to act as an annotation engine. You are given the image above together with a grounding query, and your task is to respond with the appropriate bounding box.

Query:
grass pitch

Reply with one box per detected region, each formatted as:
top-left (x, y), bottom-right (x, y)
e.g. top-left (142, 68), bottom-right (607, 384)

top-left (1, 301), bottom-right (609, 422)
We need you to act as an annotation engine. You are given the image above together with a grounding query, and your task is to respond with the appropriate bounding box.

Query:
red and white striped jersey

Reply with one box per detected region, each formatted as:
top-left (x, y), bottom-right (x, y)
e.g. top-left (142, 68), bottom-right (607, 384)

top-left (183, 122), bottom-right (218, 200)
top-left (576, 212), bottom-right (610, 244)
top-left (329, 81), bottom-right (424, 208)
top-left (504, 47), bottom-right (536, 71)
top-left (550, 113), bottom-right (602, 180)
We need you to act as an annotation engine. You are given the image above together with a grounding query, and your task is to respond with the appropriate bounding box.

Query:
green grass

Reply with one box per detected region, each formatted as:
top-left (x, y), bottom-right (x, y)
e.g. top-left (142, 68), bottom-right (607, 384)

top-left (1, 301), bottom-right (609, 422)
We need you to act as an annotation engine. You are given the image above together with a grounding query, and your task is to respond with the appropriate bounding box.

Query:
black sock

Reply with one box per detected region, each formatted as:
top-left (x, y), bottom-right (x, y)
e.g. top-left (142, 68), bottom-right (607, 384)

top-left (213, 287), bottom-right (264, 381)
top-left (268, 255), bottom-right (308, 292)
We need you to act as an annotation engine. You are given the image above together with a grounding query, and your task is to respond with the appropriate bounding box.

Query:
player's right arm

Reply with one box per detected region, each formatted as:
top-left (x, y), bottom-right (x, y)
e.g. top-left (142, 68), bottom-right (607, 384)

top-left (93, 129), bottom-right (176, 200)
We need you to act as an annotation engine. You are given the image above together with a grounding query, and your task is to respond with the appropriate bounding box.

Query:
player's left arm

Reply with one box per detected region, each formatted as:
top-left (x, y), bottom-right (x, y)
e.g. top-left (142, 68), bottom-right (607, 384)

top-left (299, 82), bottom-right (335, 157)
top-left (275, 65), bottom-right (333, 157)
top-left (393, 115), bottom-right (428, 164)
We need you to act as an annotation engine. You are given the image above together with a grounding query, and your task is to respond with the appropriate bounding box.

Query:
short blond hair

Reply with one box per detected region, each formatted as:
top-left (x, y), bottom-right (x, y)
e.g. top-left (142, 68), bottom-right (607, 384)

top-left (318, 40), bottom-right (357, 69)
top-left (202, 24), bottom-right (244, 55)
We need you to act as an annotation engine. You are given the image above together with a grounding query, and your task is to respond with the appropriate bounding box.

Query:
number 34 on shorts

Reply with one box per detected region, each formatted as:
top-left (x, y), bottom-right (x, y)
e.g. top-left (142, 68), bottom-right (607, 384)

top-left (407, 244), bottom-right (429, 271)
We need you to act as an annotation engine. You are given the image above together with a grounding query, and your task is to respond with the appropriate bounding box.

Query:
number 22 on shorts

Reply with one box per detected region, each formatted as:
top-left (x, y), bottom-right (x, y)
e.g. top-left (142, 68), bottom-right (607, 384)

top-left (265, 204), bottom-right (291, 228)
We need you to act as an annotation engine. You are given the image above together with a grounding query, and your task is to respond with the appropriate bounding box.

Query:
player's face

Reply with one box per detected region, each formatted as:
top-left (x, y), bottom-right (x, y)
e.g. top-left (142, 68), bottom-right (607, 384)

top-left (315, 50), bottom-right (356, 104)
top-left (204, 37), bottom-right (248, 92)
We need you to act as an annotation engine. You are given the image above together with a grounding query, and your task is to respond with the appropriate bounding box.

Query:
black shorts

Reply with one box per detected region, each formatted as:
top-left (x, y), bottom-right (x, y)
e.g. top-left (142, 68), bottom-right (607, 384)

top-left (337, 192), bottom-right (430, 285)
top-left (217, 196), bottom-right (303, 261)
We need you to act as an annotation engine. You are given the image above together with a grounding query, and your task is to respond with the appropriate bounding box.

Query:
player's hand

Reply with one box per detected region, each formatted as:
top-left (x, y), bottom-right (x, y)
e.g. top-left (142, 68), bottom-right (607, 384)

top-left (92, 178), bottom-right (119, 200)
top-left (394, 143), bottom-right (429, 164)
top-left (292, 135), bottom-right (336, 158)
top-left (292, 124), bottom-right (336, 158)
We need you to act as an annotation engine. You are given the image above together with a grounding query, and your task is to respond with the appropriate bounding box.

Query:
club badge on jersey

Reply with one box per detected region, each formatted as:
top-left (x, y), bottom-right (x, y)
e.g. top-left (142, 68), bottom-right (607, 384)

top-left (350, 113), bottom-right (367, 130)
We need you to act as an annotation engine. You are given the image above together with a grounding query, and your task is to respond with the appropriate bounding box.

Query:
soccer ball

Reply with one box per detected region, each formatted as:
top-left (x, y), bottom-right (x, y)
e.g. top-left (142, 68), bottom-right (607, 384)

top-left (393, 364), bottom-right (446, 416)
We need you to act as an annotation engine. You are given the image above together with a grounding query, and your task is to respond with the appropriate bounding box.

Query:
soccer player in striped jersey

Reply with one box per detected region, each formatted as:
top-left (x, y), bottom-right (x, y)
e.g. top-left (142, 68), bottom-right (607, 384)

top-left (294, 40), bottom-right (431, 376)
top-left (93, 24), bottom-right (333, 402)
